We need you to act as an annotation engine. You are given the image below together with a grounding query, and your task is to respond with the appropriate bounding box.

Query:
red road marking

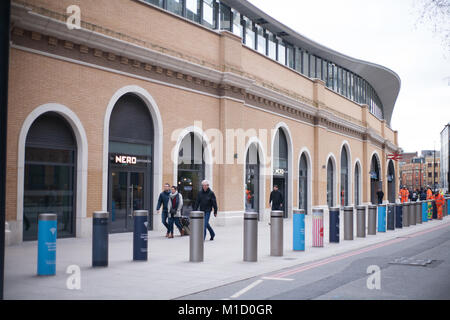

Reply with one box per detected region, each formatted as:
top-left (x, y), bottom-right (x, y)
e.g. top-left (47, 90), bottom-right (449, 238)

top-left (270, 221), bottom-right (450, 279)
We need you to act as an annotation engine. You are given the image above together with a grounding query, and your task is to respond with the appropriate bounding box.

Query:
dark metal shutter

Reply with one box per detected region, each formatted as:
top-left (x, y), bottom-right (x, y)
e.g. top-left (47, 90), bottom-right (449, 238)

top-left (26, 112), bottom-right (76, 148)
top-left (109, 94), bottom-right (154, 143)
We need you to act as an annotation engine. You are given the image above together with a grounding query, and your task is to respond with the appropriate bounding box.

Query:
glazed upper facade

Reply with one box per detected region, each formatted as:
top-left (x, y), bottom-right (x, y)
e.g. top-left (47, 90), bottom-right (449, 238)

top-left (143, 0), bottom-right (399, 123)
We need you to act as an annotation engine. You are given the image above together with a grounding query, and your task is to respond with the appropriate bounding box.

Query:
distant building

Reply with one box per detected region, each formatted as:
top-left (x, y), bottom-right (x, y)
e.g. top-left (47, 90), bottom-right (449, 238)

top-left (441, 124), bottom-right (450, 193)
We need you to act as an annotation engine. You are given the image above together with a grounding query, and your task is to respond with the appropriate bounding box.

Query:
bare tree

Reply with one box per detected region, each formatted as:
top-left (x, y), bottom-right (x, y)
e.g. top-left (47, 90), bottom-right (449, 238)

top-left (414, 0), bottom-right (450, 56)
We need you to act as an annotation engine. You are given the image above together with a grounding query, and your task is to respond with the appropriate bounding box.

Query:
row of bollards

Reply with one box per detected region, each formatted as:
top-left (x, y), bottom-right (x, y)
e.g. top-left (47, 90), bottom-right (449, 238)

top-left (36, 197), bottom-right (450, 274)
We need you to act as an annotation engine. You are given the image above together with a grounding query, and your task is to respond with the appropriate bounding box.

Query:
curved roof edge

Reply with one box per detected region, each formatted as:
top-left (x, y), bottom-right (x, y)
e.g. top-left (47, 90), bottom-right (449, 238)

top-left (223, 0), bottom-right (401, 125)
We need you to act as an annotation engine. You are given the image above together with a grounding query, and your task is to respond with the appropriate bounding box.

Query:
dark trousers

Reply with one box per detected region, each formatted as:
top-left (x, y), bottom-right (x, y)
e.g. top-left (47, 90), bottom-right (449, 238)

top-left (204, 211), bottom-right (215, 240)
top-left (168, 216), bottom-right (182, 234)
top-left (162, 210), bottom-right (169, 232)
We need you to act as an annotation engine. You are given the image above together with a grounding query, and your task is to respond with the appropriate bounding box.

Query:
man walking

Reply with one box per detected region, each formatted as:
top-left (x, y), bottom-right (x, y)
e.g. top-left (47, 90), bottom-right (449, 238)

top-left (269, 185), bottom-right (283, 211)
top-left (156, 183), bottom-right (171, 237)
top-left (376, 189), bottom-right (384, 204)
top-left (194, 180), bottom-right (218, 241)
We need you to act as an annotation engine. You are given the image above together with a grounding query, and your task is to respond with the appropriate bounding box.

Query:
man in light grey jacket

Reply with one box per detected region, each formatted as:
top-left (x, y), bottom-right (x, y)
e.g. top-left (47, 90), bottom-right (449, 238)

top-left (167, 186), bottom-right (184, 238)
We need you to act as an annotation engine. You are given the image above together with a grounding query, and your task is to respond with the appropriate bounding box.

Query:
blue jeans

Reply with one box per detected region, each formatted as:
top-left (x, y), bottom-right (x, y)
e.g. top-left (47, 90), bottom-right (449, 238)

top-left (204, 211), bottom-right (215, 240)
top-left (168, 216), bottom-right (182, 234)
top-left (162, 210), bottom-right (169, 232)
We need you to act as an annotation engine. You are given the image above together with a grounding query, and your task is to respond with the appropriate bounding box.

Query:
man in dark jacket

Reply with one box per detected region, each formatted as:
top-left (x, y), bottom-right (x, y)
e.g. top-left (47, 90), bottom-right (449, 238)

top-left (269, 185), bottom-right (283, 210)
top-left (376, 189), bottom-right (384, 204)
top-left (156, 183), bottom-right (171, 237)
top-left (194, 180), bottom-right (218, 241)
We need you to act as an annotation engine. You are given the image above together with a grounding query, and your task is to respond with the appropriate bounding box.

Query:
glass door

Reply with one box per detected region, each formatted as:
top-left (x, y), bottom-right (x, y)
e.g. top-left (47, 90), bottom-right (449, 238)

top-left (110, 170), bottom-right (146, 233)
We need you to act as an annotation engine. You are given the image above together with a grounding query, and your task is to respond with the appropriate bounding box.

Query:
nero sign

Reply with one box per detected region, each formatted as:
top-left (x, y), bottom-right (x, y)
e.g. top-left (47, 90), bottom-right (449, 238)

top-left (115, 155), bottom-right (137, 165)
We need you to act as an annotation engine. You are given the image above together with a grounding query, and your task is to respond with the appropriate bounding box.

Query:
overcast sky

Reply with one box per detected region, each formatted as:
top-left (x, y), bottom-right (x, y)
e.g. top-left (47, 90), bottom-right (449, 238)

top-left (248, 0), bottom-right (450, 154)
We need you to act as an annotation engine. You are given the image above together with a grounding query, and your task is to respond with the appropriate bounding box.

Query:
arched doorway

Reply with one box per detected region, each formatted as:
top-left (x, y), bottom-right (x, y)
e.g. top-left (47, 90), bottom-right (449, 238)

top-left (340, 147), bottom-right (349, 206)
top-left (23, 112), bottom-right (77, 241)
top-left (299, 153), bottom-right (308, 213)
top-left (370, 154), bottom-right (381, 204)
top-left (354, 162), bottom-right (361, 206)
top-left (177, 132), bottom-right (206, 217)
top-left (273, 129), bottom-right (289, 217)
top-left (387, 160), bottom-right (395, 203)
top-left (327, 158), bottom-right (335, 207)
top-left (245, 143), bottom-right (260, 214)
top-left (108, 94), bottom-right (154, 233)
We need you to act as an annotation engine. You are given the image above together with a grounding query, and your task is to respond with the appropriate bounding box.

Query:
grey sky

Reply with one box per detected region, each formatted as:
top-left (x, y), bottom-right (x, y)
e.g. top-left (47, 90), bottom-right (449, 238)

top-left (248, 0), bottom-right (450, 154)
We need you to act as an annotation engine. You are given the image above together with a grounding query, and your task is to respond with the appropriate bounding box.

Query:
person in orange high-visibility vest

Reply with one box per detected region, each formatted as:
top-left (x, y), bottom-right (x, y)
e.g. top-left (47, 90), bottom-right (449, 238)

top-left (426, 187), bottom-right (433, 200)
top-left (435, 192), bottom-right (445, 220)
top-left (399, 187), bottom-right (409, 203)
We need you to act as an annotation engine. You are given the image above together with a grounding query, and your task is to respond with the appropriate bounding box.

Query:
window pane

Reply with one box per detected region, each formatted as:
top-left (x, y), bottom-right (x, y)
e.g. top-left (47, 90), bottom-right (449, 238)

top-left (232, 9), bottom-right (242, 38)
top-left (322, 60), bottom-right (327, 81)
top-left (219, 3), bottom-right (231, 31)
top-left (310, 55), bottom-right (316, 78)
top-left (287, 45), bottom-right (294, 68)
top-left (302, 51), bottom-right (309, 76)
top-left (186, 0), bottom-right (200, 22)
top-left (333, 65), bottom-right (338, 90)
top-left (295, 48), bottom-right (302, 73)
top-left (202, 0), bottom-right (215, 28)
top-left (278, 41), bottom-right (286, 65)
top-left (244, 17), bottom-right (255, 49)
top-left (316, 57), bottom-right (322, 80)
top-left (268, 32), bottom-right (276, 60)
top-left (256, 26), bottom-right (266, 55)
top-left (167, 0), bottom-right (183, 15)
top-left (145, 0), bottom-right (164, 8)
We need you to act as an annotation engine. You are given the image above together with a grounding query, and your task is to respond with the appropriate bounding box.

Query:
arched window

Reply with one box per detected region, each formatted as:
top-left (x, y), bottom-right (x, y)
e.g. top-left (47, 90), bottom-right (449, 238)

top-left (370, 155), bottom-right (381, 204)
top-left (354, 163), bottom-right (361, 206)
top-left (327, 158), bottom-right (334, 207)
top-left (299, 154), bottom-right (308, 212)
top-left (108, 94), bottom-right (154, 233)
top-left (178, 132), bottom-right (205, 216)
top-left (24, 112), bottom-right (77, 241)
top-left (340, 147), bottom-right (349, 206)
top-left (387, 160), bottom-right (395, 203)
top-left (273, 129), bottom-right (289, 217)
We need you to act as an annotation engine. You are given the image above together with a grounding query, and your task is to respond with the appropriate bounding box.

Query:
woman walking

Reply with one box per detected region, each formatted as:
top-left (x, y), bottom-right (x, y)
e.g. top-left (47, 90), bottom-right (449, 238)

top-left (167, 186), bottom-right (184, 238)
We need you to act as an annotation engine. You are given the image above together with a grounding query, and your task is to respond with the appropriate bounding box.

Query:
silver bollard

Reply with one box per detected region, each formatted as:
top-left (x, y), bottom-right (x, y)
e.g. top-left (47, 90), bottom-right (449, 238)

top-left (368, 205), bottom-right (377, 235)
top-left (403, 203), bottom-right (410, 227)
top-left (356, 206), bottom-right (366, 238)
top-left (270, 210), bottom-right (284, 256)
top-left (344, 206), bottom-right (354, 240)
top-left (243, 212), bottom-right (258, 262)
top-left (189, 211), bottom-right (204, 262)
top-left (416, 201), bottom-right (422, 224)
top-left (410, 202), bottom-right (416, 225)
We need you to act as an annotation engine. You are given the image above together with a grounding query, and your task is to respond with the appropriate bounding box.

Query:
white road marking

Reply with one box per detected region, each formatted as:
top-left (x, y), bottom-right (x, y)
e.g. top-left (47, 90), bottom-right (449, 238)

top-left (262, 277), bottom-right (294, 281)
top-left (230, 280), bottom-right (264, 299)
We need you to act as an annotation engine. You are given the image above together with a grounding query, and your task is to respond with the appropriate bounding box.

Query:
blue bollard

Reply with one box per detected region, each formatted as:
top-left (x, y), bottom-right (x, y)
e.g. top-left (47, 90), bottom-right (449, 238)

top-left (377, 205), bottom-right (386, 232)
top-left (329, 207), bottom-right (340, 243)
top-left (395, 204), bottom-right (402, 228)
top-left (447, 198), bottom-right (450, 216)
top-left (37, 213), bottom-right (57, 276)
top-left (422, 201), bottom-right (428, 222)
top-left (133, 210), bottom-right (148, 261)
top-left (293, 209), bottom-right (305, 251)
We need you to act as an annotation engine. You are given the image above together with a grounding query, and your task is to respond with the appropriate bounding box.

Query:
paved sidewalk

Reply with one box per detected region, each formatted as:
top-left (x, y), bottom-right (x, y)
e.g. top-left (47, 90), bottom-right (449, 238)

top-left (4, 212), bottom-right (450, 300)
